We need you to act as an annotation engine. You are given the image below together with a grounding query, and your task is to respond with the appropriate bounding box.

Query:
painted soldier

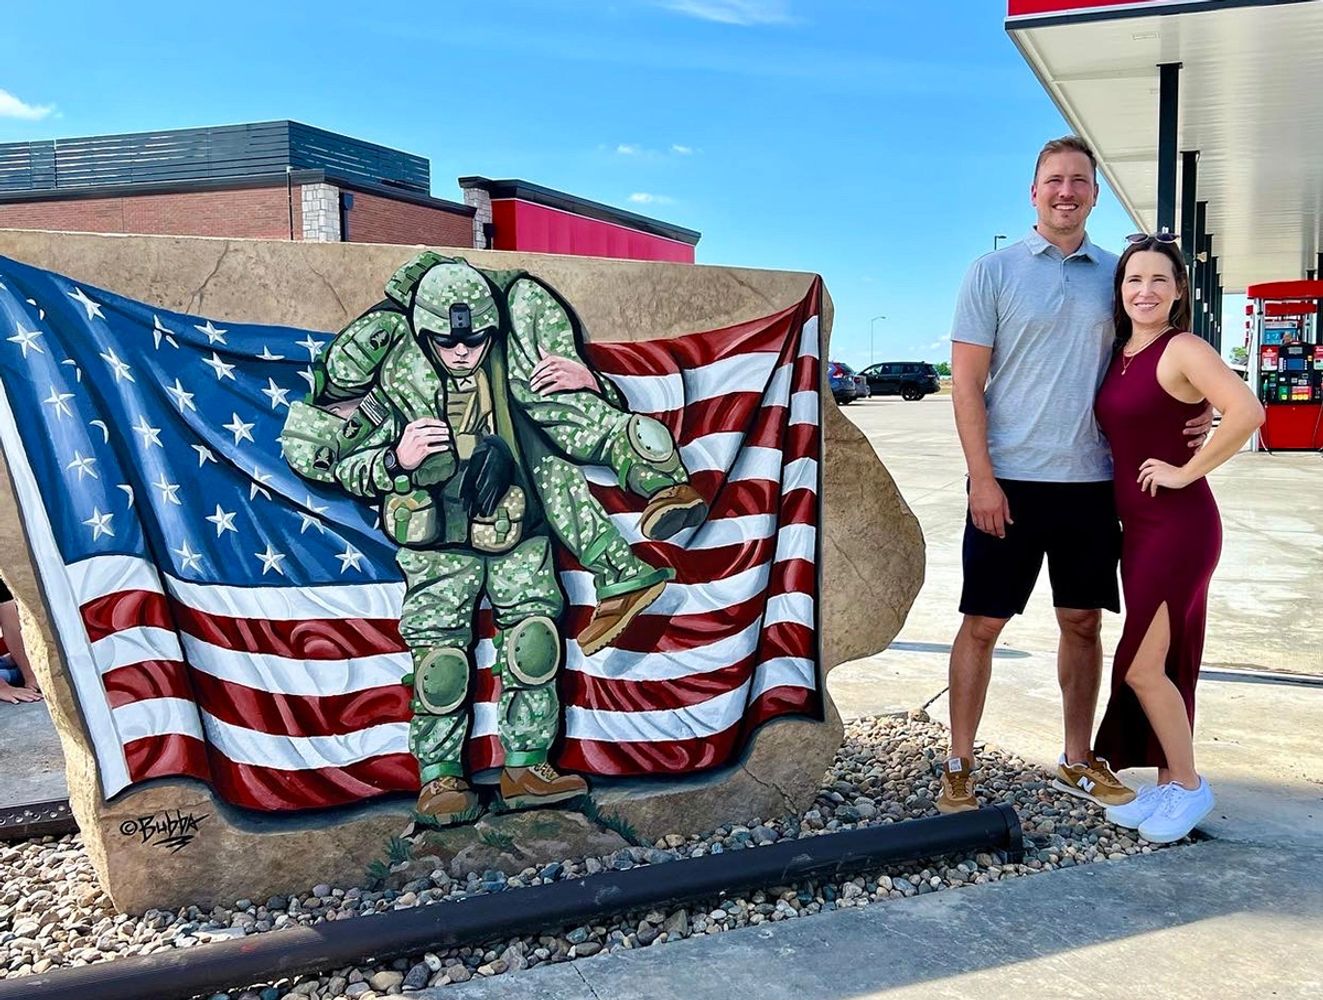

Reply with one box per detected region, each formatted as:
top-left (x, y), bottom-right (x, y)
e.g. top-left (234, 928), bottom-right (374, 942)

top-left (282, 253), bottom-right (705, 822)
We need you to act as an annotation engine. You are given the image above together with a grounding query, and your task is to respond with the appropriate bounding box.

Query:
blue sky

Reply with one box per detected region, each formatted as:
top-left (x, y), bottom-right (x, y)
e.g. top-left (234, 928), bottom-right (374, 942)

top-left (0, 0), bottom-right (1242, 365)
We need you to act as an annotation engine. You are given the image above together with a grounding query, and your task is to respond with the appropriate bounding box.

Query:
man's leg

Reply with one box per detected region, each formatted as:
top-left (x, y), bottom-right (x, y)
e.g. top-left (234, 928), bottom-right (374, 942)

top-left (1056, 607), bottom-right (1103, 763)
top-left (948, 614), bottom-right (1011, 761)
top-left (395, 547), bottom-right (485, 822)
top-left (486, 535), bottom-right (587, 807)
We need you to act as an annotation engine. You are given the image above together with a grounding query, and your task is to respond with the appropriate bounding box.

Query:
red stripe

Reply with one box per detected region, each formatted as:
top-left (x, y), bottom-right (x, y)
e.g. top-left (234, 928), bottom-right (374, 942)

top-left (562, 656), bottom-right (757, 713)
top-left (556, 719), bottom-right (745, 775)
top-left (82, 590), bottom-right (171, 642)
top-left (563, 591), bottom-right (769, 653)
top-left (102, 659), bottom-right (193, 708)
top-left (585, 307), bottom-right (797, 376)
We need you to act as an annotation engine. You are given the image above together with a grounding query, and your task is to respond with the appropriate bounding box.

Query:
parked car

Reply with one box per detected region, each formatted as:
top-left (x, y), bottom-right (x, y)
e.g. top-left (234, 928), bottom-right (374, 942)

top-left (860, 360), bottom-right (941, 401)
top-left (854, 373), bottom-right (871, 399)
top-left (828, 360), bottom-right (860, 404)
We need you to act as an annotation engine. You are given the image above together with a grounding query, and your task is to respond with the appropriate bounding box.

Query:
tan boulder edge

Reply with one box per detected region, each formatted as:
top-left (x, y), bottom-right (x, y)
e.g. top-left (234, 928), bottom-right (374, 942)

top-left (0, 230), bottom-right (923, 911)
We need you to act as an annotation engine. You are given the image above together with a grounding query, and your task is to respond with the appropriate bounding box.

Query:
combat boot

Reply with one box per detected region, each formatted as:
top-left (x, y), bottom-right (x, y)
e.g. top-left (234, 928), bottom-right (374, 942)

top-left (639, 483), bottom-right (708, 541)
top-left (577, 578), bottom-right (669, 656)
top-left (498, 763), bottom-right (588, 810)
top-left (416, 776), bottom-right (480, 826)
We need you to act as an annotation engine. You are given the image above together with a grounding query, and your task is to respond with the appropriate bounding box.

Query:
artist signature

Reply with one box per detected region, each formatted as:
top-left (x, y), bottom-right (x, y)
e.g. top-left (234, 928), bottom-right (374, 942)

top-left (119, 810), bottom-right (208, 853)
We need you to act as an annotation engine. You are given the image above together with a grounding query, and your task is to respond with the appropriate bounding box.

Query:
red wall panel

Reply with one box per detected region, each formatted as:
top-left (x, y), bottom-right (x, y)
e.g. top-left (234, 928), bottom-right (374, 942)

top-left (491, 199), bottom-right (694, 263)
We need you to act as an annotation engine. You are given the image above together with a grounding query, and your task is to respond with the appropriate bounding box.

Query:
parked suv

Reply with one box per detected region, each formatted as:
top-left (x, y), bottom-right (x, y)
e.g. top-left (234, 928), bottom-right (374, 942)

top-left (828, 360), bottom-right (861, 404)
top-left (860, 361), bottom-right (941, 401)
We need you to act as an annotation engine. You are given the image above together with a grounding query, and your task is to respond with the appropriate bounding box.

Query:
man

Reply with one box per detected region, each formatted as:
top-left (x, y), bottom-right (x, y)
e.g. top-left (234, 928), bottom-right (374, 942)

top-left (939, 136), bottom-right (1211, 814)
top-left (284, 254), bottom-right (705, 823)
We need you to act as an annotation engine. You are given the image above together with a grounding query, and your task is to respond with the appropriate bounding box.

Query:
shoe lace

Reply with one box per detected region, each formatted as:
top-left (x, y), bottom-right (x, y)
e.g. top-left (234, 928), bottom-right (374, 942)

top-left (531, 762), bottom-right (560, 781)
top-left (945, 769), bottom-right (972, 798)
top-left (1151, 783), bottom-right (1186, 819)
top-left (1081, 754), bottom-right (1124, 788)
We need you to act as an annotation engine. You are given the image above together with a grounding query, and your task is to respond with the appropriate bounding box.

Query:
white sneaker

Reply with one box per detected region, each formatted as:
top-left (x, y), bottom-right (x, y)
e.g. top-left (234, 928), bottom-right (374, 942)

top-left (1104, 783), bottom-right (1163, 830)
top-left (1138, 779), bottom-right (1215, 844)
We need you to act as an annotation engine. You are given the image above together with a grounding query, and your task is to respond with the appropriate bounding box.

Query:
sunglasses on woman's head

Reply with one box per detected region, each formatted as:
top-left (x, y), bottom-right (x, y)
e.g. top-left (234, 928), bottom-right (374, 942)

top-left (1125, 232), bottom-right (1179, 245)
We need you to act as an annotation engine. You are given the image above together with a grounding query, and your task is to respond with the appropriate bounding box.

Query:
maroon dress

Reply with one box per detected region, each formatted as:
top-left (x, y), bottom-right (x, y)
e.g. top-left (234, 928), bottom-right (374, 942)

top-left (1093, 329), bottom-right (1222, 769)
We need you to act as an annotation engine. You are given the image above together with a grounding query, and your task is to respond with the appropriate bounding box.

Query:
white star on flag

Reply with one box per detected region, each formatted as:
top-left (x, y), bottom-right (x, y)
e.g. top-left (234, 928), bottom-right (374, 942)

top-left (82, 507), bottom-right (115, 540)
top-left (151, 315), bottom-right (180, 350)
top-left (296, 334), bottom-right (326, 360)
top-left (99, 347), bottom-right (135, 383)
top-left (89, 420), bottom-right (110, 443)
top-left (6, 326), bottom-right (43, 358)
top-left (202, 352), bottom-right (236, 381)
top-left (205, 504), bottom-right (237, 536)
top-left (258, 345), bottom-right (285, 361)
top-left (117, 484), bottom-right (135, 508)
top-left (192, 444), bottom-right (218, 467)
top-left (68, 287), bottom-right (105, 321)
top-left (165, 378), bottom-right (196, 413)
top-left (260, 378), bottom-right (292, 409)
top-left (299, 495), bottom-right (330, 534)
top-left (61, 358), bottom-right (81, 383)
top-left (42, 386), bottom-right (75, 419)
top-left (297, 368), bottom-right (316, 391)
top-left (337, 544), bottom-right (366, 573)
top-left (255, 543), bottom-right (287, 576)
top-left (249, 471), bottom-right (274, 501)
top-left (223, 413), bottom-right (255, 445)
top-left (66, 451), bottom-right (99, 481)
top-left (174, 540), bottom-right (203, 573)
top-left (195, 320), bottom-right (228, 345)
top-left (132, 414), bottom-right (164, 449)
top-left (151, 474), bottom-right (182, 506)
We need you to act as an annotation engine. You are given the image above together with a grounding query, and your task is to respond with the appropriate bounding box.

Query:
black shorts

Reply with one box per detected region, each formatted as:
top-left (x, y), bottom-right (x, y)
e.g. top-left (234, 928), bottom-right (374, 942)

top-left (960, 478), bottom-right (1120, 619)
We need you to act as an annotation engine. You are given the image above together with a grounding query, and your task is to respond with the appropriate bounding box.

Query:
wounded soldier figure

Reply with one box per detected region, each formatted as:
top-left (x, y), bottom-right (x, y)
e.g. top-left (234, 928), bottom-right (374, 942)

top-left (282, 252), bottom-right (707, 823)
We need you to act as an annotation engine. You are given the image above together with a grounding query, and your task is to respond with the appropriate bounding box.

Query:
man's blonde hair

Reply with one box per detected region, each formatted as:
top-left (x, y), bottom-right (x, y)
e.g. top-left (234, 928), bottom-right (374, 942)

top-left (1034, 136), bottom-right (1098, 182)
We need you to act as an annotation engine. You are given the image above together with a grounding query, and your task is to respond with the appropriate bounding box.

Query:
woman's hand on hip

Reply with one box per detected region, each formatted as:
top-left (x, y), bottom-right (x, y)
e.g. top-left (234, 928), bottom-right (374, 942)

top-left (1137, 458), bottom-right (1195, 496)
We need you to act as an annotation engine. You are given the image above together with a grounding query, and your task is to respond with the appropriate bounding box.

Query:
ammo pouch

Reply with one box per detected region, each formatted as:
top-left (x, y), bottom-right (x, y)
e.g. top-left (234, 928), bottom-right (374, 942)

top-left (383, 489), bottom-right (443, 548)
top-left (470, 486), bottom-right (526, 554)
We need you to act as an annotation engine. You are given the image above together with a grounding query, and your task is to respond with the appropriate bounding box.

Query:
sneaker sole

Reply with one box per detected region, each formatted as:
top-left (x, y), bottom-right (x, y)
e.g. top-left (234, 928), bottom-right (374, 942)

top-left (1051, 778), bottom-right (1135, 809)
top-left (1138, 800), bottom-right (1215, 843)
top-left (495, 788), bottom-right (587, 812)
top-left (641, 499), bottom-right (708, 542)
top-left (935, 798), bottom-right (978, 815)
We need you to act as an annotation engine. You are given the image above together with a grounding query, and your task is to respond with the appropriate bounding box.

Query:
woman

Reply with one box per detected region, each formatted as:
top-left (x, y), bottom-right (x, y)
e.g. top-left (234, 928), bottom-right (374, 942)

top-left (1092, 233), bottom-right (1264, 843)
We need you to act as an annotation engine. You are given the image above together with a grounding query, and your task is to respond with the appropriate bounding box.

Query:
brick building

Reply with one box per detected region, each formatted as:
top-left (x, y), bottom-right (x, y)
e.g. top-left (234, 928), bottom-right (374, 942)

top-left (0, 121), bottom-right (701, 263)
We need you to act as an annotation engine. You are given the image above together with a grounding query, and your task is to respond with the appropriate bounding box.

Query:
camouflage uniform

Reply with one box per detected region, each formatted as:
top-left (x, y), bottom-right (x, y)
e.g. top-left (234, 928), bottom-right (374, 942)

top-left (282, 253), bottom-right (701, 796)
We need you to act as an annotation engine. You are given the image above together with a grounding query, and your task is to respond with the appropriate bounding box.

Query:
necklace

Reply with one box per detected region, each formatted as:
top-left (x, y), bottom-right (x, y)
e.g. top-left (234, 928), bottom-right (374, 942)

top-left (1120, 327), bottom-right (1171, 375)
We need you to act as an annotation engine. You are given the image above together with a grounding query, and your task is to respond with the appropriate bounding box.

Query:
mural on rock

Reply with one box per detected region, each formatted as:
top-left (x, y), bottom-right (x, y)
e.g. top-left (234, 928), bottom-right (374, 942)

top-left (0, 251), bottom-right (825, 826)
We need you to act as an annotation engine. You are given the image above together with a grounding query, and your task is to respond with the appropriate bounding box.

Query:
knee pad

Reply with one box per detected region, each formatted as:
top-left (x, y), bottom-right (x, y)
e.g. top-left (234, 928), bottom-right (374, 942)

top-left (412, 646), bottom-right (470, 715)
top-left (620, 414), bottom-right (682, 494)
top-left (627, 414), bottom-right (676, 463)
top-left (504, 615), bottom-right (561, 687)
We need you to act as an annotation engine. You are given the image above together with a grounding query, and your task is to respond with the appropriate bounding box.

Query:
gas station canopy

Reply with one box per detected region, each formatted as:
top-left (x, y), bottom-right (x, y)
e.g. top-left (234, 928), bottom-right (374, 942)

top-left (1007, 0), bottom-right (1323, 292)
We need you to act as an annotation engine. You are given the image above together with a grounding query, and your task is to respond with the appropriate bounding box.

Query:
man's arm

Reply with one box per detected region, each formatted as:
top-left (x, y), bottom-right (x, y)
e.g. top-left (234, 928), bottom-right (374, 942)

top-left (952, 343), bottom-right (1012, 538)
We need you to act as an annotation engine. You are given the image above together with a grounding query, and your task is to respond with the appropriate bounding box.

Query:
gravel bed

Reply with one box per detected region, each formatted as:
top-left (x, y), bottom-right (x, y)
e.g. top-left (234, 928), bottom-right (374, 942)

top-left (0, 713), bottom-right (1181, 997)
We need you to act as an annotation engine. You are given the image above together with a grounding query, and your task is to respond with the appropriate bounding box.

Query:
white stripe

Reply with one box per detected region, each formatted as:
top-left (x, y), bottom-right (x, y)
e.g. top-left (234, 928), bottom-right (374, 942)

top-left (766, 592), bottom-right (814, 628)
top-left (782, 457), bottom-right (818, 493)
top-left (68, 555), bottom-right (165, 604)
top-left (180, 637), bottom-right (409, 696)
top-left (751, 656), bottom-right (816, 700)
top-left (607, 511), bottom-right (778, 549)
top-left (775, 523), bottom-right (816, 564)
top-left (199, 711), bottom-right (408, 770)
top-left (166, 576), bottom-right (405, 621)
top-left (764, 361), bottom-right (793, 411)
top-left (790, 391), bottom-right (819, 426)
top-left (112, 697), bottom-right (204, 743)
top-left (728, 446), bottom-right (785, 484)
top-left (800, 316), bottom-right (820, 360)
top-left (565, 681), bottom-right (753, 742)
top-left (567, 619), bottom-right (764, 681)
top-left (472, 701), bottom-right (497, 739)
top-left (0, 379), bottom-right (132, 794)
top-left (608, 352), bottom-right (779, 413)
top-left (91, 626), bottom-right (183, 673)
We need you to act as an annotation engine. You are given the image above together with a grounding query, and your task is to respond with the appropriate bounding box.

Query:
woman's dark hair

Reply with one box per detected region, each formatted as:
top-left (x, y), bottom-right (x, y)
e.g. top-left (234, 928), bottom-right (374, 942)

top-left (1113, 237), bottom-right (1192, 348)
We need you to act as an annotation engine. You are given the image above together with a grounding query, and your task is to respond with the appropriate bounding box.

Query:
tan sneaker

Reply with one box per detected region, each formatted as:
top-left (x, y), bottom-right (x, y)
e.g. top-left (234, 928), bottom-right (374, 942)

top-left (416, 776), bottom-right (480, 825)
top-left (639, 484), bottom-right (708, 541)
top-left (577, 579), bottom-right (669, 656)
top-left (936, 756), bottom-right (978, 814)
top-left (1054, 752), bottom-right (1137, 807)
top-left (498, 763), bottom-right (589, 810)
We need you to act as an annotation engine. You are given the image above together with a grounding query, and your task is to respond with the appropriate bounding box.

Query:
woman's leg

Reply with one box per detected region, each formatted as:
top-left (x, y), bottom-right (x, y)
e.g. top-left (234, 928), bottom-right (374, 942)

top-left (1124, 602), bottom-right (1198, 789)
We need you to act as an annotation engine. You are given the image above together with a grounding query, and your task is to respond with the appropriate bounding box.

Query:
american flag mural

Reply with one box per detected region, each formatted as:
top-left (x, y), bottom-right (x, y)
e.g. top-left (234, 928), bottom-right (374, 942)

top-left (0, 254), bottom-right (823, 813)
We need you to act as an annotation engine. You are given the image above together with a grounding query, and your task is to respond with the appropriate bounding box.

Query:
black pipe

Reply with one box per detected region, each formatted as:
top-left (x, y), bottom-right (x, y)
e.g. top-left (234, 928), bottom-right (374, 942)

top-left (2, 804), bottom-right (1021, 1000)
top-left (0, 798), bottom-right (77, 843)
top-left (1179, 151), bottom-right (1198, 276)
top-left (1155, 62), bottom-right (1182, 234)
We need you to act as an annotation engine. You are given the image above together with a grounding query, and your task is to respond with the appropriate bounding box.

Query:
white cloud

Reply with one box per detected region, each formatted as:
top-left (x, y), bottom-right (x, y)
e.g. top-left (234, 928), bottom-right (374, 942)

top-left (671, 144), bottom-right (694, 155)
top-left (616, 143), bottom-right (642, 155)
top-left (657, 0), bottom-right (795, 25)
top-left (0, 89), bottom-right (54, 121)
top-left (629, 192), bottom-right (676, 206)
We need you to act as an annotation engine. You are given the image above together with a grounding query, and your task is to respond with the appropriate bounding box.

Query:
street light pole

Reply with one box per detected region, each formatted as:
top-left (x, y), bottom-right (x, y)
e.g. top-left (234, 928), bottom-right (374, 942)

top-left (993, 234), bottom-right (1008, 251)
top-left (870, 314), bottom-right (886, 365)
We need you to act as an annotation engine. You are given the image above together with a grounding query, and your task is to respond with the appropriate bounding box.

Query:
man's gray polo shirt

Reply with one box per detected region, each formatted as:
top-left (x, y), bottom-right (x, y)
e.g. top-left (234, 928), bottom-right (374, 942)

top-left (950, 228), bottom-right (1118, 482)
